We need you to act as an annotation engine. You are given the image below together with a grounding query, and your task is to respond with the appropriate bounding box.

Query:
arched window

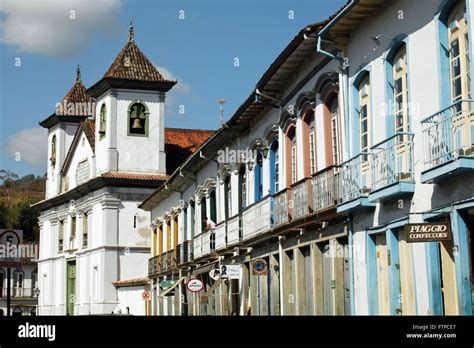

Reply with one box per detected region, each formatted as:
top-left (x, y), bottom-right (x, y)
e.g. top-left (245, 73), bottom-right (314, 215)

top-left (358, 75), bottom-right (371, 158)
top-left (392, 45), bottom-right (409, 133)
top-left (238, 165), bottom-right (247, 211)
top-left (200, 196), bottom-right (207, 233)
top-left (285, 126), bottom-right (297, 185)
top-left (50, 135), bottom-right (57, 167)
top-left (269, 140), bottom-right (279, 194)
top-left (301, 108), bottom-right (317, 176)
top-left (224, 175), bottom-right (232, 219)
top-left (99, 103), bottom-right (106, 140)
top-left (32, 269), bottom-right (38, 296)
top-left (166, 219), bottom-right (171, 251)
top-left (209, 190), bottom-right (217, 224)
top-left (128, 102), bottom-right (149, 136)
top-left (13, 269), bottom-right (24, 297)
top-left (254, 151), bottom-right (263, 201)
top-left (448, 1), bottom-right (471, 104)
top-left (173, 215), bottom-right (179, 250)
top-left (158, 223), bottom-right (164, 255)
top-left (329, 96), bottom-right (341, 165)
top-left (189, 200), bottom-right (195, 239)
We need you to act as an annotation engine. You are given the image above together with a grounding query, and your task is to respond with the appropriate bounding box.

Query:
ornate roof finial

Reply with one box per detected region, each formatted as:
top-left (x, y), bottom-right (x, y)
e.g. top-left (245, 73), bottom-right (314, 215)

top-left (76, 64), bottom-right (81, 82)
top-left (128, 20), bottom-right (134, 42)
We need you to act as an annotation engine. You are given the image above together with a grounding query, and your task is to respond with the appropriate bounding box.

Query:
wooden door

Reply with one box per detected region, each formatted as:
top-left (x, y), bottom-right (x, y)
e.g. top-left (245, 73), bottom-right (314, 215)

top-left (376, 234), bottom-right (390, 315)
top-left (439, 238), bottom-right (459, 314)
top-left (66, 261), bottom-right (76, 316)
top-left (398, 228), bottom-right (416, 314)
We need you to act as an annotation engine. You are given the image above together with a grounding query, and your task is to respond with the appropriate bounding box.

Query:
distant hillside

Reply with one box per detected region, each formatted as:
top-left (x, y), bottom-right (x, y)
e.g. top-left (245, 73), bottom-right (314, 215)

top-left (0, 170), bottom-right (46, 242)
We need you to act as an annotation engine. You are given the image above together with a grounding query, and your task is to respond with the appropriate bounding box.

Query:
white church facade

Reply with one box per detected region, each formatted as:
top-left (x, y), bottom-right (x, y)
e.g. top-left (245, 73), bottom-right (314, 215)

top-left (34, 26), bottom-right (213, 315)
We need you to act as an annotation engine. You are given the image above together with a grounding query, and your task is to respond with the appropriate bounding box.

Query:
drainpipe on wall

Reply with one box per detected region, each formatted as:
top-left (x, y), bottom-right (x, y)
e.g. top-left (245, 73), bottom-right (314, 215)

top-left (278, 236), bottom-right (284, 315)
top-left (316, 0), bottom-right (358, 160)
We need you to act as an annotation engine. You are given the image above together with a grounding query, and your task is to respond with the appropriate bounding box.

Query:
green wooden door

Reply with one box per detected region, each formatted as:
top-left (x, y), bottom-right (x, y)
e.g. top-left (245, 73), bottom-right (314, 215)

top-left (66, 261), bottom-right (76, 316)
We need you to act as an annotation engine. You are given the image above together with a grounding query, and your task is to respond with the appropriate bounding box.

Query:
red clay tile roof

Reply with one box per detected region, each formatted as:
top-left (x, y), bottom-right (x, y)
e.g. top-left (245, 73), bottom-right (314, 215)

top-left (56, 68), bottom-right (95, 116)
top-left (103, 40), bottom-right (175, 83)
top-left (100, 171), bottom-right (169, 181)
top-left (112, 277), bottom-right (149, 287)
top-left (164, 127), bottom-right (215, 174)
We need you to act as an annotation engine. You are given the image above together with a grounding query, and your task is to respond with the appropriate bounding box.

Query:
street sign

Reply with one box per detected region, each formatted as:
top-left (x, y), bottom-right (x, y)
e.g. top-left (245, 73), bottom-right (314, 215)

top-left (186, 278), bottom-right (204, 292)
top-left (142, 290), bottom-right (151, 301)
top-left (0, 229), bottom-right (23, 267)
top-left (209, 268), bottom-right (221, 281)
top-left (220, 264), bottom-right (241, 279)
top-left (159, 279), bottom-right (176, 290)
top-left (405, 223), bottom-right (452, 243)
top-left (252, 258), bottom-right (267, 275)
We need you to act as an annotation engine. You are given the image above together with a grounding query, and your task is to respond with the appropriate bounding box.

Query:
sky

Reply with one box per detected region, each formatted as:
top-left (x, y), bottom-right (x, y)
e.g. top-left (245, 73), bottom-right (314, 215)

top-left (0, 0), bottom-right (347, 177)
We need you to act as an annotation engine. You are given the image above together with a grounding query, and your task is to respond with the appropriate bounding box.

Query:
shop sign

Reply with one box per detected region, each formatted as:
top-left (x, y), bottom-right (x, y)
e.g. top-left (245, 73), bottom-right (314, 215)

top-left (252, 258), bottom-right (267, 276)
top-left (186, 278), bottom-right (204, 292)
top-left (405, 223), bottom-right (451, 243)
top-left (159, 279), bottom-right (176, 290)
top-left (220, 264), bottom-right (241, 279)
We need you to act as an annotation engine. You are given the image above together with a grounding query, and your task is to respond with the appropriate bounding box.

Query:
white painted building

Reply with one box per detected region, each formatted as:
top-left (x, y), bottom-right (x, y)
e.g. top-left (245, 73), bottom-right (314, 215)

top-left (141, 0), bottom-right (474, 317)
top-left (34, 26), bottom-right (213, 315)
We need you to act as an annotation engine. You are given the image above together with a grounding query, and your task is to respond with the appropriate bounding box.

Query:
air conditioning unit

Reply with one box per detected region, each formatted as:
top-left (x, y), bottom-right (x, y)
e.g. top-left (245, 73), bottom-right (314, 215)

top-left (449, 20), bottom-right (460, 32)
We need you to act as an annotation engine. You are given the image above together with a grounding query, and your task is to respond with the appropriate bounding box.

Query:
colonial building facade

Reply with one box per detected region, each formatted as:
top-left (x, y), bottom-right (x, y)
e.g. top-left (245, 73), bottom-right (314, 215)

top-left (34, 26), bottom-right (213, 315)
top-left (140, 0), bottom-right (474, 316)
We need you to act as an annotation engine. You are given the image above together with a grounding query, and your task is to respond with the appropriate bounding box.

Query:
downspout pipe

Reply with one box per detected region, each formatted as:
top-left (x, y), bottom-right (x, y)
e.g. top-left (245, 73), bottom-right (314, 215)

top-left (316, 0), bottom-right (359, 160)
top-left (278, 236), bottom-right (285, 315)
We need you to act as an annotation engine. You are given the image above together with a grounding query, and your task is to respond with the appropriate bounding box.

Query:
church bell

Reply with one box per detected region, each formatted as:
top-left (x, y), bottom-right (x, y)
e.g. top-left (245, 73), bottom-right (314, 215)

top-left (132, 117), bottom-right (143, 129)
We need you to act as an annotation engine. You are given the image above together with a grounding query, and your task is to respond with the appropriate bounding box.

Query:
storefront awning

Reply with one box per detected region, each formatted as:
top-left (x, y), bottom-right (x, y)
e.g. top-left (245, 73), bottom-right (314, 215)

top-left (191, 262), bottom-right (218, 276)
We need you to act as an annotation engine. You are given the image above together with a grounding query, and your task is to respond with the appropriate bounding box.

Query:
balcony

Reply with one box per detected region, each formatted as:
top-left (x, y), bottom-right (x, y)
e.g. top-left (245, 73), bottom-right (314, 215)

top-left (148, 254), bottom-right (161, 277)
top-left (273, 188), bottom-right (291, 226)
top-left (0, 287), bottom-right (39, 298)
top-left (176, 240), bottom-right (193, 265)
top-left (242, 195), bottom-right (272, 241)
top-left (291, 178), bottom-right (312, 221)
top-left (368, 133), bottom-right (415, 203)
top-left (312, 165), bottom-right (336, 214)
top-left (336, 153), bottom-right (374, 213)
top-left (163, 250), bottom-right (176, 273)
top-left (201, 229), bottom-right (215, 256)
top-left (215, 222), bottom-right (227, 250)
top-left (227, 214), bottom-right (241, 246)
top-left (421, 99), bottom-right (474, 183)
top-left (193, 234), bottom-right (202, 259)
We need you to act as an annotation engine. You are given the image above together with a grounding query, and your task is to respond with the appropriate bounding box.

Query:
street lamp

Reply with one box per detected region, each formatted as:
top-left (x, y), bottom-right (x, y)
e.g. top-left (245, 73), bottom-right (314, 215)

top-left (34, 288), bottom-right (40, 297)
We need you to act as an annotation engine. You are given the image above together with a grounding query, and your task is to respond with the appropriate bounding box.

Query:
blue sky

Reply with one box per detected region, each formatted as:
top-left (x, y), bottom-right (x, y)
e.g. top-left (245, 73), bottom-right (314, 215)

top-left (0, 0), bottom-right (346, 177)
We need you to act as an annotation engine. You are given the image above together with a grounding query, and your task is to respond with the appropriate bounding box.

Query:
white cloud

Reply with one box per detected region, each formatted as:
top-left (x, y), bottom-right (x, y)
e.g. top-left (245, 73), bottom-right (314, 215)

top-left (156, 66), bottom-right (192, 107)
top-left (0, 0), bottom-right (123, 57)
top-left (2, 127), bottom-right (48, 170)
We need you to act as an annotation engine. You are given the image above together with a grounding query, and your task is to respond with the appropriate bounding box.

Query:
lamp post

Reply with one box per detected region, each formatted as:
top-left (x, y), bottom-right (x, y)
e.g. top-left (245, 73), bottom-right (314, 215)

top-left (34, 288), bottom-right (40, 316)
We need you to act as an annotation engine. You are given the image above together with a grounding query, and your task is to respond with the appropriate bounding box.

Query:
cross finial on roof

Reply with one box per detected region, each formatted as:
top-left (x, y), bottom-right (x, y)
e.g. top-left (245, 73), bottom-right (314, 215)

top-left (128, 21), bottom-right (134, 42)
top-left (76, 64), bottom-right (81, 82)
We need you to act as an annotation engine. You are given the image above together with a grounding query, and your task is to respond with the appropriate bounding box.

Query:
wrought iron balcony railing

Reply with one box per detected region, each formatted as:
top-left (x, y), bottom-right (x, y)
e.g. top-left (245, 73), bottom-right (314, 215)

top-left (177, 240), bottom-right (193, 265)
top-left (421, 99), bottom-right (474, 169)
top-left (0, 287), bottom-right (39, 298)
top-left (312, 165), bottom-right (336, 213)
top-left (193, 233), bottom-right (202, 259)
top-left (148, 254), bottom-right (161, 277)
top-left (242, 195), bottom-right (272, 240)
top-left (336, 152), bottom-right (372, 205)
top-left (371, 132), bottom-right (414, 191)
top-left (201, 229), bottom-right (215, 256)
top-left (215, 222), bottom-right (227, 250)
top-left (273, 188), bottom-right (291, 226)
top-left (227, 214), bottom-right (241, 246)
top-left (291, 177), bottom-right (312, 220)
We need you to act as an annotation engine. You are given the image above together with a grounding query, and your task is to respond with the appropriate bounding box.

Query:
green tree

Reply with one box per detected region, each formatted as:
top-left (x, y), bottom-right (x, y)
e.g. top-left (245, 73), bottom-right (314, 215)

top-left (16, 201), bottom-right (39, 241)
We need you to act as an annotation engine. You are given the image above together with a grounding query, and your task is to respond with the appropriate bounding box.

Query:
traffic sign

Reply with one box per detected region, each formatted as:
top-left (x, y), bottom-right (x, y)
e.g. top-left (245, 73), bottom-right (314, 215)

top-left (142, 290), bottom-right (151, 300)
top-left (252, 258), bottom-right (268, 275)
